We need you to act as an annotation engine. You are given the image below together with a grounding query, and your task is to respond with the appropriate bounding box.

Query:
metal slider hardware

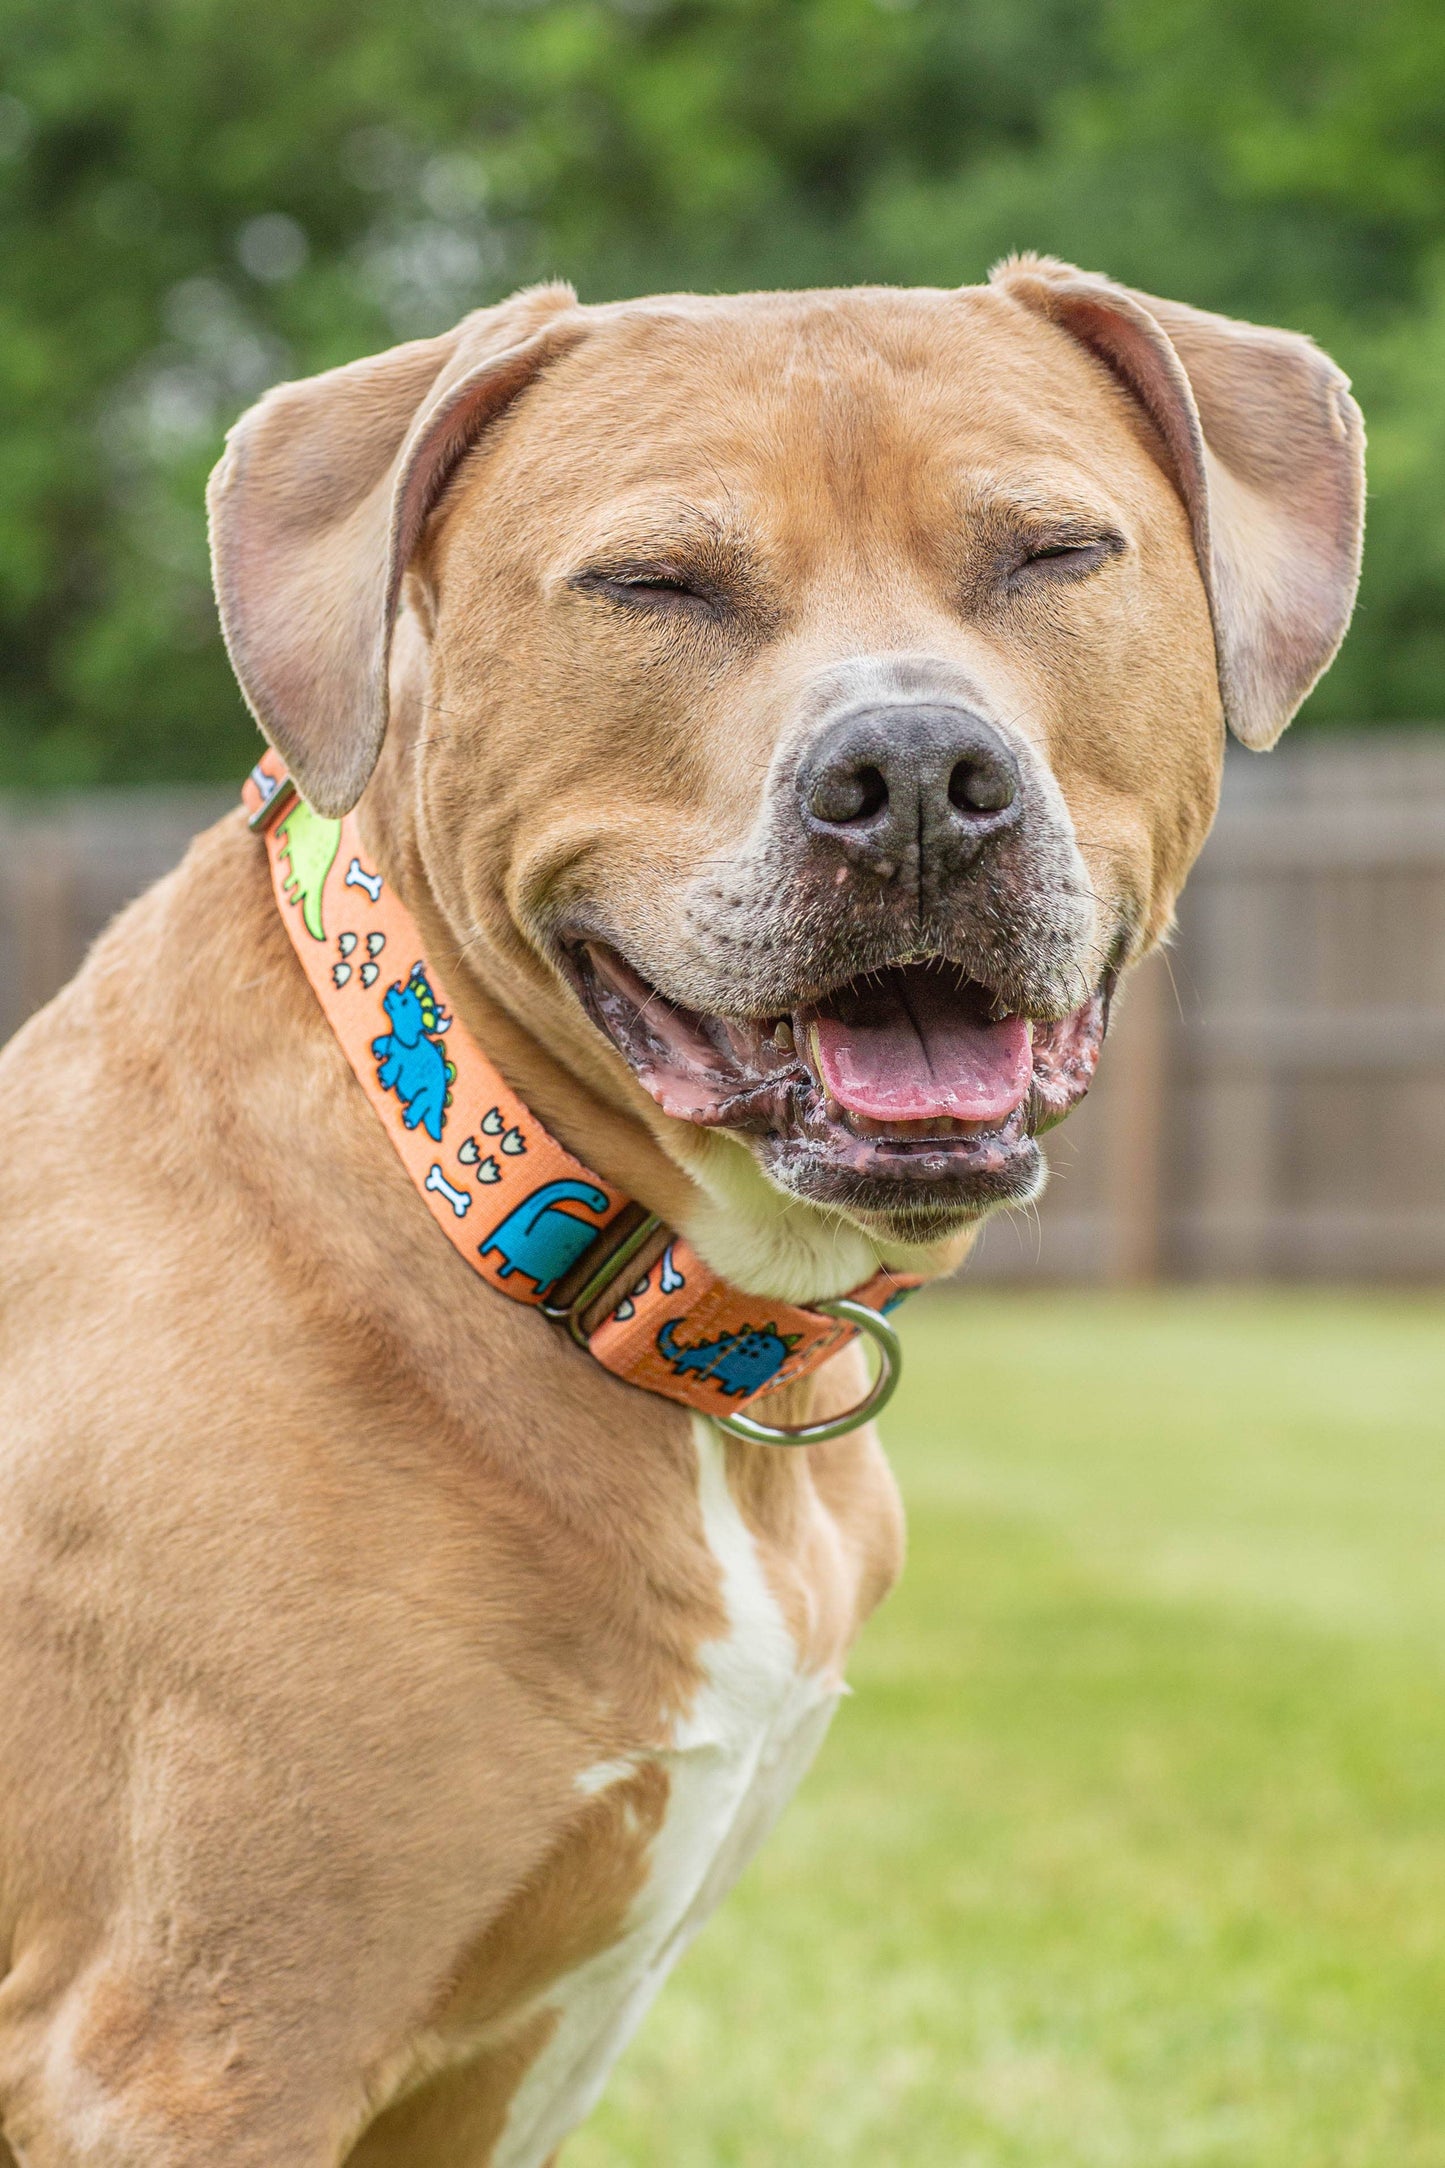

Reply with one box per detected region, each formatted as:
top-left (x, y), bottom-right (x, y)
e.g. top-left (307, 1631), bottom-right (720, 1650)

top-left (538, 1210), bottom-right (664, 1347)
top-left (247, 770), bottom-right (297, 832)
top-left (711, 1295), bottom-right (903, 1448)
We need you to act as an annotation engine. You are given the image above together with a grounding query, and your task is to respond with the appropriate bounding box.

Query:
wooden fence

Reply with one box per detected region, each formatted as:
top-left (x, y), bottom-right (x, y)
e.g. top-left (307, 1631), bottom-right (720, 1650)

top-left (3, 734), bottom-right (1444, 1281)
top-left (969, 730), bottom-right (1445, 1281)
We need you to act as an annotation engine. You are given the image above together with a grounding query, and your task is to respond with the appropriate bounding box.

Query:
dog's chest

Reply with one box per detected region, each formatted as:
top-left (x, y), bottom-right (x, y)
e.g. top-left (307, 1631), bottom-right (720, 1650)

top-left (490, 1423), bottom-right (842, 2168)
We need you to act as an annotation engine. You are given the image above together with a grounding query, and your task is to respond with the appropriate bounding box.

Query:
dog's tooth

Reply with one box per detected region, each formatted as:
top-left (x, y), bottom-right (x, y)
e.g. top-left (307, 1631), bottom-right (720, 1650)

top-left (774, 1020), bottom-right (795, 1053)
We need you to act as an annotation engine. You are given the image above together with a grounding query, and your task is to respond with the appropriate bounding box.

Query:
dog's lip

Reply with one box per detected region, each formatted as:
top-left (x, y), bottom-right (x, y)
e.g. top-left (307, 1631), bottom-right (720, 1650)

top-left (564, 937), bottom-right (1111, 1175)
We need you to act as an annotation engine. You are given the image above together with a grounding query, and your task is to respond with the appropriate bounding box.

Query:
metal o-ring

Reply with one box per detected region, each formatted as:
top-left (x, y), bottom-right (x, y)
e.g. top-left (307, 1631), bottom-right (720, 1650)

top-left (711, 1296), bottom-right (903, 1448)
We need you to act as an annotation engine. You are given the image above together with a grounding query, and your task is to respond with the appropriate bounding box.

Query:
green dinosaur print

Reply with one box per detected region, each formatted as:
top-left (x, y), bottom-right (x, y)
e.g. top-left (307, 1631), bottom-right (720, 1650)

top-left (277, 800), bottom-right (342, 941)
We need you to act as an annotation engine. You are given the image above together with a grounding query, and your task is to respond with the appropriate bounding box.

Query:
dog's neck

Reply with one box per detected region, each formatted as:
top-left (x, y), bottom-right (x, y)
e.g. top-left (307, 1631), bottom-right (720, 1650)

top-left (353, 655), bottom-right (971, 1308)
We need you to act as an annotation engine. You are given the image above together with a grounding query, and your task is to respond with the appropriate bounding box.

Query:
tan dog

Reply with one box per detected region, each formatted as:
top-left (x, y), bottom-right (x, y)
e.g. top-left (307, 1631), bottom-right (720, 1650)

top-left (0, 261), bottom-right (1362, 2166)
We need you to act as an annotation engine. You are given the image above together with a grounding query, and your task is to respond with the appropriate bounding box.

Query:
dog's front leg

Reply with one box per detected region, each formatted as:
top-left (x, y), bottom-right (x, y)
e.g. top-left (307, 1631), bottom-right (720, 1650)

top-left (1, 1980), bottom-right (364, 2168)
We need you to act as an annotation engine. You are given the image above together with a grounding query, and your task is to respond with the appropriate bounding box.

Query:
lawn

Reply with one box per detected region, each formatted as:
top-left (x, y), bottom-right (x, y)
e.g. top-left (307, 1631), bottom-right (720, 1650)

top-left (568, 1292), bottom-right (1445, 2168)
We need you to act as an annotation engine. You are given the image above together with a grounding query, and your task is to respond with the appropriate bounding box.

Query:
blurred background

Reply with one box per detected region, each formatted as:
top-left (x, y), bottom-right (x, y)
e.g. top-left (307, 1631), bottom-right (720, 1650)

top-left (2, 5), bottom-right (1444, 2161)
top-left (2, 0), bottom-right (1444, 1280)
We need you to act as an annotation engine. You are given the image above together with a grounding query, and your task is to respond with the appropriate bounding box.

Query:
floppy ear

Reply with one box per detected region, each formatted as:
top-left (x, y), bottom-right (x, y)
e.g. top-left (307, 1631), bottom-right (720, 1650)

top-left (990, 255), bottom-right (1365, 750)
top-left (208, 283), bottom-right (585, 815)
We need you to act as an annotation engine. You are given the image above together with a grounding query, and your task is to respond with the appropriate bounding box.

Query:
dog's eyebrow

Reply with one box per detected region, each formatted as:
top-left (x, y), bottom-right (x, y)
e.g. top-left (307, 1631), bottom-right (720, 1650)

top-left (564, 501), bottom-right (774, 604)
top-left (576, 497), bottom-right (756, 557)
top-left (958, 475), bottom-right (1125, 535)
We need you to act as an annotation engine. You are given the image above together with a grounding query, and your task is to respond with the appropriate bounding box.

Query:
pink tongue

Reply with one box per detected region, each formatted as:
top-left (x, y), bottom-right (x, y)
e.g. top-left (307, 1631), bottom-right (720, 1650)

top-left (810, 974), bottom-right (1033, 1124)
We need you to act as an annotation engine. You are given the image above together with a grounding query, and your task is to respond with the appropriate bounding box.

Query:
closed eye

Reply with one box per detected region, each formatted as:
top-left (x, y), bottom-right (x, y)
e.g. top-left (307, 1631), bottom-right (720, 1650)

top-left (569, 565), bottom-right (722, 614)
top-left (1009, 533), bottom-right (1125, 585)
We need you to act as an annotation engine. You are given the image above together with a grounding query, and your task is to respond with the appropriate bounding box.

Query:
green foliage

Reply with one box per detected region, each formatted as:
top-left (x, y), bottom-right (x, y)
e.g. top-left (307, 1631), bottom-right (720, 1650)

top-left (1, 0), bottom-right (1443, 785)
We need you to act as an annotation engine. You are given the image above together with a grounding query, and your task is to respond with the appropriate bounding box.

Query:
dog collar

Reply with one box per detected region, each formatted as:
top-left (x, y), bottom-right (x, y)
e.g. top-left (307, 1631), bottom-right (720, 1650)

top-left (243, 755), bottom-right (921, 1444)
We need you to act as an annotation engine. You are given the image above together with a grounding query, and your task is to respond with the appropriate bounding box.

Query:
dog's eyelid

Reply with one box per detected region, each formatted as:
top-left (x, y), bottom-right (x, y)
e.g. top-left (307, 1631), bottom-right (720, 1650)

top-left (1029, 525), bottom-right (1125, 555)
top-left (1008, 528), bottom-right (1127, 580)
top-left (566, 563), bottom-right (730, 613)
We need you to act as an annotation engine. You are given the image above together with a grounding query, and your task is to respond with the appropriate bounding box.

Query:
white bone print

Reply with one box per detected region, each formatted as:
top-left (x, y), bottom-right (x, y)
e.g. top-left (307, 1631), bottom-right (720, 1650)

top-left (424, 1164), bottom-right (471, 1218)
top-left (345, 858), bottom-right (383, 903)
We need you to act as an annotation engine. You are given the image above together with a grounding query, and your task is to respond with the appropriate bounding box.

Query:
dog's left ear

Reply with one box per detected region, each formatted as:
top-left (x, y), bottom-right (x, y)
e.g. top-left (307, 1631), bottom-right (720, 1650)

top-left (208, 283), bottom-right (586, 816)
top-left (990, 255), bottom-right (1365, 749)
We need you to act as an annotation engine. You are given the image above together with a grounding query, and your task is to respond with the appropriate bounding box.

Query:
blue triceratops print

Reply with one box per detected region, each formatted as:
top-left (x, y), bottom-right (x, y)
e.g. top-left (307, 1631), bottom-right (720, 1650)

top-left (372, 964), bottom-right (455, 1143)
top-left (478, 1180), bottom-right (612, 1299)
top-left (656, 1317), bottom-right (802, 1398)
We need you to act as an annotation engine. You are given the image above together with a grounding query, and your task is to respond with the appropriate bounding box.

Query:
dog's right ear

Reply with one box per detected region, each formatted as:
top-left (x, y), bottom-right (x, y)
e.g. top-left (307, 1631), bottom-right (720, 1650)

top-left (208, 284), bottom-right (585, 817)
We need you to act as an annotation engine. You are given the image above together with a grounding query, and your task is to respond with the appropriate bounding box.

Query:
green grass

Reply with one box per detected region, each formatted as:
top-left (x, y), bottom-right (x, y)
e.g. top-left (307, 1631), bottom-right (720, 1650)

top-left (568, 1293), bottom-right (1445, 2168)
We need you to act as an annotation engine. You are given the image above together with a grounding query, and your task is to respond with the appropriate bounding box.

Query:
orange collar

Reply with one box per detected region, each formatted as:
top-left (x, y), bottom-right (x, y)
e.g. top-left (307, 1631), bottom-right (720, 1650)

top-left (244, 753), bottom-right (920, 1443)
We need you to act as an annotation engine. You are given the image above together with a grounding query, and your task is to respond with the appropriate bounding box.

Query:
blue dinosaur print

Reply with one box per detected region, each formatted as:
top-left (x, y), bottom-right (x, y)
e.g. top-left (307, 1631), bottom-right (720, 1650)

top-left (372, 964), bottom-right (455, 1143)
top-left (479, 1180), bottom-right (612, 1298)
top-left (655, 1318), bottom-right (802, 1399)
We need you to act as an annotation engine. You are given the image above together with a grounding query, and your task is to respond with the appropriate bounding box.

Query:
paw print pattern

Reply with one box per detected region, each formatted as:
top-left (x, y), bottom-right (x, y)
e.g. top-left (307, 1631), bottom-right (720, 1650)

top-left (333, 931), bottom-right (360, 987)
top-left (331, 930), bottom-right (383, 989)
top-left (479, 1107), bottom-right (526, 1156)
top-left (457, 1135), bottom-right (502, 1184)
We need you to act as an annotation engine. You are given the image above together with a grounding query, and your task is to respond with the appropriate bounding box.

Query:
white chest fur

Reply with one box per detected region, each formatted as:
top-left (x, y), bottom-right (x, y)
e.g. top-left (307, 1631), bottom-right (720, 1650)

top-left (492, 1421), bottom-right (842, 2168)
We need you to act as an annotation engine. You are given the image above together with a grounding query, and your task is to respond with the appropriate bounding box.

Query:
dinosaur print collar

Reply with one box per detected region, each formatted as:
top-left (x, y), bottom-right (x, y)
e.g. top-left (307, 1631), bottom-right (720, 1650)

top-left (243, 754), bottom-right (922, 1443)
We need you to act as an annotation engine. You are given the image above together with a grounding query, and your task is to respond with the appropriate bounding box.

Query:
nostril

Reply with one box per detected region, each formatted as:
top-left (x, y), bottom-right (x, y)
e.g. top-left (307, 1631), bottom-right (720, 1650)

top-left (948, 756), bottom-right (1016, 816)
top-left (811, 763), bottom-right (888, 825)
top-left (851, 765), bottom-right (888, 820)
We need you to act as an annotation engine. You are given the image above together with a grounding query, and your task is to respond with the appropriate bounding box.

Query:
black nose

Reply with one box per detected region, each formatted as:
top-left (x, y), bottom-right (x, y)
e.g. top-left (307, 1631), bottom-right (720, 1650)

top-left (797, 703), bottom-right (1022, 884)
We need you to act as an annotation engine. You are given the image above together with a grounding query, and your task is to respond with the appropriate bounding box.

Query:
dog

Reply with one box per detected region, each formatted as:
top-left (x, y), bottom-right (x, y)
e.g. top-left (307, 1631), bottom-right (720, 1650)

top-left (0, 259), bottom-right (1362, 2165)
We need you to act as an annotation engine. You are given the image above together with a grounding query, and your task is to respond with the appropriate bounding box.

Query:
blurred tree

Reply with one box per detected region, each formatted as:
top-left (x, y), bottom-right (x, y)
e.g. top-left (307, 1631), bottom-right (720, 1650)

top-left (1, 0), bottom-right (1442, 784)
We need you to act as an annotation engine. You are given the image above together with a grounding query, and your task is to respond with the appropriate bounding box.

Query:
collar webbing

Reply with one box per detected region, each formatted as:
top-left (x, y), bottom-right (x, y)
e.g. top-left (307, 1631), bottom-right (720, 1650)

top-left (243, 754), bottom-right (920, 1436)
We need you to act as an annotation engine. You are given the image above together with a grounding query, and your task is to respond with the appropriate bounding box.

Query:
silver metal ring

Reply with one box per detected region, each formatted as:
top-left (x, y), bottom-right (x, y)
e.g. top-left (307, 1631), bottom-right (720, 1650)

top-left (711, 1295), bottom-right (903, 1447)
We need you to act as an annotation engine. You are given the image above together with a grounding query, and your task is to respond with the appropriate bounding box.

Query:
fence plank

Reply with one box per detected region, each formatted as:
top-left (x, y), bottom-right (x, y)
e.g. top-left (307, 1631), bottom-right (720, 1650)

top-left (1102, 948), bottom-right (1170, 1285)
top-left (968, 731), bottom-right (1445, 1281)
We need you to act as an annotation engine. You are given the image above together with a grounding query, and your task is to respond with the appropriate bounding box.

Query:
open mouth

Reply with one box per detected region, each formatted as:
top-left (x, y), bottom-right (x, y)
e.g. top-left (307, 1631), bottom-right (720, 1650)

top-left (568, 941), bottom-right (1110, 1227)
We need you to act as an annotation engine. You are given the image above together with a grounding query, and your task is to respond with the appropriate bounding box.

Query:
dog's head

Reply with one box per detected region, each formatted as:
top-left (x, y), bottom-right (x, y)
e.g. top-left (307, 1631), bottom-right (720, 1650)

top-left (210, 266), bottom-right (1362, 1248)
